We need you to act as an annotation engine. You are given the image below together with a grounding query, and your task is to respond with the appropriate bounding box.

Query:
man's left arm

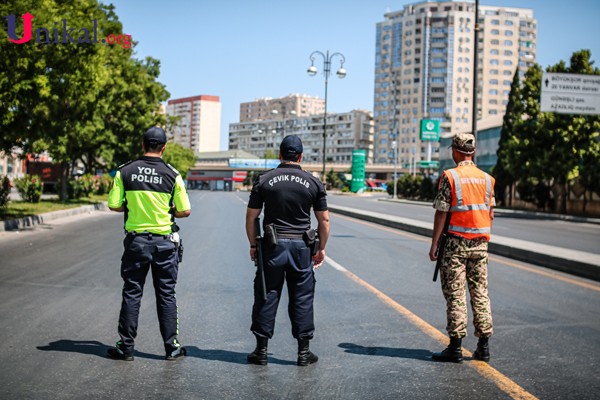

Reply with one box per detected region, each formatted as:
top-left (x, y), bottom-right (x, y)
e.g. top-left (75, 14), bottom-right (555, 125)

top-left (108, 171), bottom-right (125, 212)
top-left (172, 175), bottom-right (191, 218)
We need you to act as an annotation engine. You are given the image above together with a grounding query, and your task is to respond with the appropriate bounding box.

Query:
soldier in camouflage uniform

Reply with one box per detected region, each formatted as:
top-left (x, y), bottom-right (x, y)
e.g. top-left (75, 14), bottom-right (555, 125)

top-left (429, 132), bottom-right (495, 363)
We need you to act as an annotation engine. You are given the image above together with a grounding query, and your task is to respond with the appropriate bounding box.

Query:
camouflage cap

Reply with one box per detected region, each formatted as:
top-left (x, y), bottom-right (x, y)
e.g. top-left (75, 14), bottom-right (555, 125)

top-left (451, 132), bottom-right (476, 154)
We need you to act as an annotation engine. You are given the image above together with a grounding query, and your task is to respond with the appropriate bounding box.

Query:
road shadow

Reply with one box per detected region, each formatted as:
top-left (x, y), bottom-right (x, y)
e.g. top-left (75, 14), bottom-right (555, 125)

top-left (338, 342), bottom-right (432, 361)
top-left (184, 345), bottom-right (297, 366)
top-left (36, 339), bottom-right (163, 360)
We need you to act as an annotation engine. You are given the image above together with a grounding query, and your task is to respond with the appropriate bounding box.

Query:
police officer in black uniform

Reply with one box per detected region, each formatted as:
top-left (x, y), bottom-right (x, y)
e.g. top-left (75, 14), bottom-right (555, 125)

top-left (246, 134), bottom-right (330, 366)
top-left (106, 127), bottom-right (191, 361)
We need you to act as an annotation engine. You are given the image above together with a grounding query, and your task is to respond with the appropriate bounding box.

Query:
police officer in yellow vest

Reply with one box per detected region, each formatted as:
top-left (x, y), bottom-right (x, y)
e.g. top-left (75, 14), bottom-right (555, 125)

top-left (429, 132), bottom-right (495, 363)
top-left (106, 127), bottom-right (191, 361)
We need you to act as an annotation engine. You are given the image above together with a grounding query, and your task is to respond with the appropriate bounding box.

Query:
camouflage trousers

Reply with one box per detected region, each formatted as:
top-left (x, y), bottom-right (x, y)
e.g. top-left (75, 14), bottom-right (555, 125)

top-left (439, 235), bottom-right (493, 339)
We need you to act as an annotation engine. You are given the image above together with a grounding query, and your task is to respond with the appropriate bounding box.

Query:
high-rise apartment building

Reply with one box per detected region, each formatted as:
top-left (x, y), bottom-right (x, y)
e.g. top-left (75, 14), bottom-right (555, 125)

top-left (239, 94), bottom-right (325, 123)
top-left (166, 95), bottom-right (222, 153)
top-left (229, 109), bottom-right (374, 163)
top-left (373, 1), bottom-right (536, 166)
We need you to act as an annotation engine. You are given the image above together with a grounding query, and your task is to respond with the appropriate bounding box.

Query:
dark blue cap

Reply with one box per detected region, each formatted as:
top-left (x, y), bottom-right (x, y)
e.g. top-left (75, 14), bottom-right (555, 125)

top-left (280, 135), bottom-right (303, 156)
top-left (143, 126), bottom-right (167, 145)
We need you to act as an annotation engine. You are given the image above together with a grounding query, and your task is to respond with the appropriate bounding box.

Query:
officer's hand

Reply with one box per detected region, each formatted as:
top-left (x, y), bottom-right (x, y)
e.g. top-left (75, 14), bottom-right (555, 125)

top-left (250, 247), bottom-right (257, 262)
top-left (428, 243), bottom-right (438, 262)
top-left (313, 250), bottom-right (325, 269)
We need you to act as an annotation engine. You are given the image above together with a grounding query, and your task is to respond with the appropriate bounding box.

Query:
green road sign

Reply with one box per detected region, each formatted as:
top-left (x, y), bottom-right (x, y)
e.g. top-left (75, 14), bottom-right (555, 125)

top-left (420, 119), bottom-right (440, 141)
top-left (351, 149), bottom-right (367, 193)
top-left (418, 160), bottom-right (439, 168)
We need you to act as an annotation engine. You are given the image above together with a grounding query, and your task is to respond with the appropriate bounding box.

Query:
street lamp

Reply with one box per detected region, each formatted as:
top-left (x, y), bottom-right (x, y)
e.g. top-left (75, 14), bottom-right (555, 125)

top-left (307, 50), bottom-right (346, 181)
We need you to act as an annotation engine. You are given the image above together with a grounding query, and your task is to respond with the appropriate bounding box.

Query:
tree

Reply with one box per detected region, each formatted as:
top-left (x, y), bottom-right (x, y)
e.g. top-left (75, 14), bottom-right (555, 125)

top-left (162, 143), bottom-right (196, 179)
top-left (498, 49), bottom-right (600, 214)
top-left (0, 1), bottom-right (169, 200)
top-left (494, 68), bottom-right (523, 207)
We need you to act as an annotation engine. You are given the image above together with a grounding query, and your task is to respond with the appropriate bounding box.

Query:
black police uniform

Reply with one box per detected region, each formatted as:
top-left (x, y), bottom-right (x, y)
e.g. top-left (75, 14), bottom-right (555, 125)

top-left (108, 155), bottom-right (190, 359)
top-left (247, 163), bottom-right (327, 340)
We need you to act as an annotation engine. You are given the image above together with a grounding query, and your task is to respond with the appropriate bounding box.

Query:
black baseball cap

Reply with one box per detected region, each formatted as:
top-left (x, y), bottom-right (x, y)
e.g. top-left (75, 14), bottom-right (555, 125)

top-left (143, 126), bottom-right (167, 145)
top-left (280, 135), bottom-right (303, 157)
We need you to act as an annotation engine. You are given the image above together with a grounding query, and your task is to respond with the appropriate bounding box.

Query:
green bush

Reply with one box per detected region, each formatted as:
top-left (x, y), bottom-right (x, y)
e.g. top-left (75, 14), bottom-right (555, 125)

top-left (0, 176), bottom-right (11, 208)
top-left (419, 176), bottom-right (435, 200)
top-left (14, 175), bottom-right (43, 203)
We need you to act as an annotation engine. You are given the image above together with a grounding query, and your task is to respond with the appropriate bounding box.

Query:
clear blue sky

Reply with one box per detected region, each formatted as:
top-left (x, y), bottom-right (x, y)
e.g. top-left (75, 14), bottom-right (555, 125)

top-left (107, 0), bottom-right (600, 150)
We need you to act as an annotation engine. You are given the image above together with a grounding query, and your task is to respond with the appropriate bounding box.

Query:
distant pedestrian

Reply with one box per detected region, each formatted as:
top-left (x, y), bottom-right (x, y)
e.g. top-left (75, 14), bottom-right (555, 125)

top-left (245, 135), bottom-right (330, 366)
top-left (429, 132), bottom-right (495, 363)
top-left (106, 126), bottom-right (191, 361)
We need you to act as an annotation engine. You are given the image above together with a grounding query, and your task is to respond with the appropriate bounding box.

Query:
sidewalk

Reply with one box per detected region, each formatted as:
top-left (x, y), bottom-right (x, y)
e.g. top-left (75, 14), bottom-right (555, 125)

top-left (1, 202), bottom-right (109, 232)
top-left (328, 204), bottom-right (600, 282)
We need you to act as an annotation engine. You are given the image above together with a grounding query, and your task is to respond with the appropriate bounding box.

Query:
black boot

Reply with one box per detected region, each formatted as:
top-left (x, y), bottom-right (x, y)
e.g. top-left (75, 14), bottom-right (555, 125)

top-left (473, 337), bottom-right (490, 362)
top-left (247, 336), bottom-right (268, 365)
top-left (432, 337), bottom-right (463, 363)
top-left (297, 339), bottom-right (318, 366)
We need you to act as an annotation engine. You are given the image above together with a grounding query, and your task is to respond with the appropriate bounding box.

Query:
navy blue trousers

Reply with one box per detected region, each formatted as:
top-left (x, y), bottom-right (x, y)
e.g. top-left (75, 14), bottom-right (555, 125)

top-left (251, 238), bottom-right (316, 340)
top-left (118, 234), bottom-right (180, 354)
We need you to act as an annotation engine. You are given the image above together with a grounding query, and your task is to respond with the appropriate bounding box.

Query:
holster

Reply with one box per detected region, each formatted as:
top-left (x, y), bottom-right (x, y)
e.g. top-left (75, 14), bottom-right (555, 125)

top-left (177, 238), bottom-right (184, 263)
top-left (303, 229), bottom-right (319, 256)
top-left (264, 224), bottom-right (278, 247)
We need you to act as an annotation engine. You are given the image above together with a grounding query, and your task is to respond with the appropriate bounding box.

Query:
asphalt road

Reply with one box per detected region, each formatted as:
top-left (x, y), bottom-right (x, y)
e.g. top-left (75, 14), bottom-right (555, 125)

top-left (327, 193), bottom-right (600, 255)
top-left (0, 191), bottom-right (598, 399)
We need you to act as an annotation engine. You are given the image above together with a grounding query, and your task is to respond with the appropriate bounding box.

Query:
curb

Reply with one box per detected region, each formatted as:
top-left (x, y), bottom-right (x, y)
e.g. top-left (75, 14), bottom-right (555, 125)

top-left (1, 202), bottom-right (109, 232)
top-left (328, 204), bottom-right (600, 282)
top-left (377, 198), bottom-right (600, 225)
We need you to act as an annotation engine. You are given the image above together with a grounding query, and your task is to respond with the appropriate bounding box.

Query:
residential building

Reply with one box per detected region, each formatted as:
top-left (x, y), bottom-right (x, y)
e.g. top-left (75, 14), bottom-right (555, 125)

top-left (166, 95), bottom-right (222, 153)
top-left (239, 94), bottom-right (325, 123)
top-left (229, 109), bottom-right (374, 163)
top-left (373, 0), bottom-right (536, 168)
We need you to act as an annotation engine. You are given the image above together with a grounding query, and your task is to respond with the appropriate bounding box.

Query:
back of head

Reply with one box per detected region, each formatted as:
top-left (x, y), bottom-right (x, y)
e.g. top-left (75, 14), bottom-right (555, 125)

top-left (143, 126), bottom-right (167, 152)
top-left (452, 132), bottom-right (476, 155)
top-left (280, 135), bottom-right (303, 161)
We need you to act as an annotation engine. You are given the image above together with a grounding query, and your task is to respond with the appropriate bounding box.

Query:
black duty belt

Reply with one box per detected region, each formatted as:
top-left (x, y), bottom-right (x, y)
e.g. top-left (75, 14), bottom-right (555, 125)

top-left (277, 233), bottom-right (304, 239)
top-left (126, 231), bottom-right (170, 239)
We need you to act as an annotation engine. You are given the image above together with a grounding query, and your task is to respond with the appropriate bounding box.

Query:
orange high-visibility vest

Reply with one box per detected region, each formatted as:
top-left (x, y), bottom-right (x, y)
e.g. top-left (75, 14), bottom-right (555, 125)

top-left (445, 165), bottom-right (495, 241)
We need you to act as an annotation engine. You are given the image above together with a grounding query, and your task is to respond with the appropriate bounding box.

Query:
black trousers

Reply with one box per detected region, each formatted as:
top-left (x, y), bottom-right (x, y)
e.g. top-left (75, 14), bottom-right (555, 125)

top-left (251, 238), bottom-right (316, 340)
top-left (118, 234), bottom-right (180, 354)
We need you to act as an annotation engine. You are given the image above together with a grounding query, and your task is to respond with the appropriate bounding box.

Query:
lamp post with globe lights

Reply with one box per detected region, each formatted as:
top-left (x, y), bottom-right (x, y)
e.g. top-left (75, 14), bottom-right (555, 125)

top-left (307, 50), bottom-right (346, 181)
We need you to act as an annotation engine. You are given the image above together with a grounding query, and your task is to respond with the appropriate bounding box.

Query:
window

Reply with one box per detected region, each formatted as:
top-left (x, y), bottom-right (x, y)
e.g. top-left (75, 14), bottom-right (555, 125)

top-left (491, 29), bottom-right (500, 35)
top-left (491, 39), bottom-right (499, 45)
top-left (504, 50), bottom-right (513, 56)
top-left (491, 19), bottom-right (500, 25)
top-left (504, 40), bottom-right (513, 46)
top-left (503, 70), bottom-right (513, 75)
top-left (505, 20), bottom-right (514, 26)
top-left (489, 110), bottom-right (498, 115)
top-left (503, 59), bottom-right (513, 66)
top-left (490, 49), bottom-right (499, 55)
top-left (505, 30), bottom-right (513, 36)
top-left (490, 59), bottom-right (499, 65)
top-left (489, 99), bottom-right (498, 105)
top-left (503, 80), bottom-right (512, 86)
top-left (489, 79), bottom-right (498, 85)
top-left (489, 89), bottom-right (498, 95)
